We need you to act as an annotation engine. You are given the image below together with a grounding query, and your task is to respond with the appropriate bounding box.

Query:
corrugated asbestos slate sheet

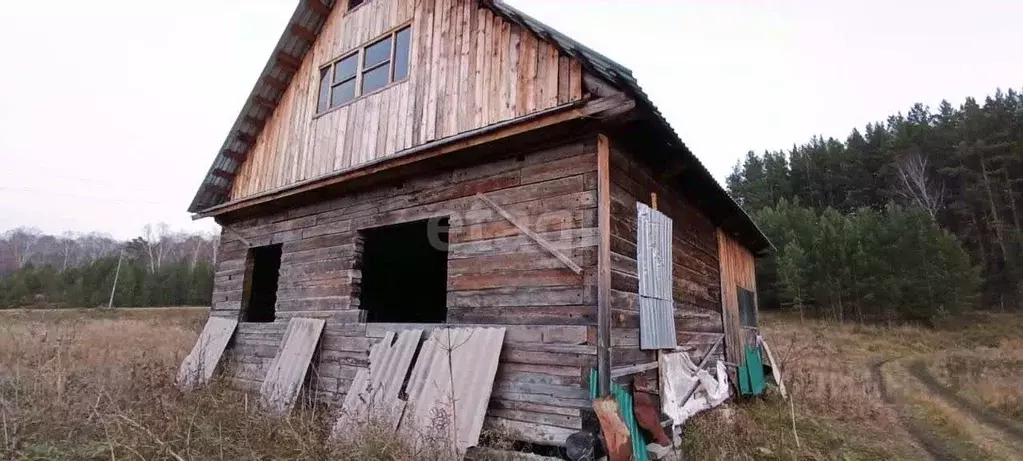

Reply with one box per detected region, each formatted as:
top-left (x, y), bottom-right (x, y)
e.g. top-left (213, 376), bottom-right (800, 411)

top-left (176, 316), bottom-right (237, 391)
top-left (637, 202), bottom-right (676, 350)
top-left (334, 329), bottom-right (423, 433)
top-left (260, 318), bottom-right (326, 414)
top-left (399, 327), bottom-right (506, 453)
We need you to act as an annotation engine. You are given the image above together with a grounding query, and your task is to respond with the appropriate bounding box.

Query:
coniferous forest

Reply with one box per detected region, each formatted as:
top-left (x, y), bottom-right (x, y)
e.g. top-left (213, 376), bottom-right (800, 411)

top-left (728, 88), bottom-right (1023, 323)
top-left (0, 225), bottom-right (217, 309)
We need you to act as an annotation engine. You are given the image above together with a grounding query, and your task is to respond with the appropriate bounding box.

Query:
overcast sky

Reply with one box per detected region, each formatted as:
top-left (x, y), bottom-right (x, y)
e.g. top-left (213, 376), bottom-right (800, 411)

top-left (1, 0), bottom-right (1019, 240)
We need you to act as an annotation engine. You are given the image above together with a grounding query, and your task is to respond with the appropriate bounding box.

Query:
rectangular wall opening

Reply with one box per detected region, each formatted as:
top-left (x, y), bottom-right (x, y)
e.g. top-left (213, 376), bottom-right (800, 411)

top-left (241, 244), bottom-right (282, 323)
top-left (360, 217), bottom-right (449, 323)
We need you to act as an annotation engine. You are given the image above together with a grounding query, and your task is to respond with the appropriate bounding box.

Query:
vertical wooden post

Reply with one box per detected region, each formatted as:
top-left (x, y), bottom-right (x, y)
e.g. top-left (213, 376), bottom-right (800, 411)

top-left (108, 249), bottom-right (124, 308)
top-left (596, 133), bottom-right (612, 396)
top-left (650, 192), bottom-right (658, 211)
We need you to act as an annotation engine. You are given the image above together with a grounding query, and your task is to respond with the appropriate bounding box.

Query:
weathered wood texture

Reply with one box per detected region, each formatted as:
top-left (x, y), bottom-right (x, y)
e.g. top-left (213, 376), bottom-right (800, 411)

top-left (717, 228), bottom-right (756, 364)
top-left (606, 141), bottom-right (726, 384)
top-left (230, 0), bottom-right (585, 200)
top-left (212, 137), bottom-right (599, 323)
top-left (223, 322), bottom-right (594, 446)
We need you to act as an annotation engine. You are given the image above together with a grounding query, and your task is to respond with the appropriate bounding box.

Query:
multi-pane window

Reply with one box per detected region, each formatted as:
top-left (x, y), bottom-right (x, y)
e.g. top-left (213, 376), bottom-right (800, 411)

top-left (316, 26), bottom-right (411, 114)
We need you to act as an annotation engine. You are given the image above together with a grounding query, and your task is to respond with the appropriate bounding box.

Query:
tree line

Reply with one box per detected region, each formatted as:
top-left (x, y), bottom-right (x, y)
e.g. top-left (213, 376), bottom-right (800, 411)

top-left (729, 88), bottom-right (1023, 322)
top-left (0, 224), bottom-right (219, 309)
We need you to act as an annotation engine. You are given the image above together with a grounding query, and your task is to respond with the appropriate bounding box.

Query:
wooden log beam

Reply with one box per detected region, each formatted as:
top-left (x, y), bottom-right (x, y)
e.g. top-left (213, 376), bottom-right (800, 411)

top-left (223, 150), bottom-right (246, 162)
top-left (252, 95), bottom-right (277, 108)
top-left (235, 132), bottom-right (254, 144)
top-left (474, 193), bottom-right (583, 275)
top-left (596, 133), bottom-right (612, 397)
top-left (212, 169), bottom-right (235, 180)
top-left (264, 76), bottom-right (288, 91)
top-left (291, 22), bottom-right (320, 41)
top-left (243, 115), bottom-right (265, 130)
top-left (276, 52), bottom-right (303, 72)
top-left (303, 0), bottom-right (330, 17)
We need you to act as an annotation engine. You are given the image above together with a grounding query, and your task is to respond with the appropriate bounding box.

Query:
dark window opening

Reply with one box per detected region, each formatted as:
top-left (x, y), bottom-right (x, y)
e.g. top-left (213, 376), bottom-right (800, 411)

top-left (360, 217), bottom-right (449, 323)
top-left (738, 286), bottom-right (757, 327)
top-left (347, 0), bottom-right (365, 12)
top-left (241, 244), bottom-right (282, 323)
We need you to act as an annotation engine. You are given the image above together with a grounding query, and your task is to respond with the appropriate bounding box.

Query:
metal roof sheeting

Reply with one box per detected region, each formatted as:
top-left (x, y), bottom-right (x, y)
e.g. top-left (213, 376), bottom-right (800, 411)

top-left (399, 327), bottom-right (506, 453)
top-left (260, 317), bottom-right (326, 414)
top-left (637, 203), bottom-right (673, 301)
top-left (334, 329), bottom-right (423, 433)
top-left (637, 202), bottom-right (677, 350)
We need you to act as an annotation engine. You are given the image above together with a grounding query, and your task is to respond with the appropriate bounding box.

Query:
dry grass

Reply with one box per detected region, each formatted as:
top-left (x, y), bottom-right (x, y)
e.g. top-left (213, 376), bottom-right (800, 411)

top-left (4, 308), bottom-right (1021, 460)
top-left (0, 308), bottom-right (492, 461)
top-left (681, 311), bottom-right (1023, 461)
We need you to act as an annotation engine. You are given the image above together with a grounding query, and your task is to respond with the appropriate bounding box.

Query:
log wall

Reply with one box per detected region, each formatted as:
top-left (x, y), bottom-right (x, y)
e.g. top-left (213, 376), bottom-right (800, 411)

top-left (229, 0), bottom-right (585, 200)
top-left (606, 140), bottom-right (726, 390)
top-left (214, 137), bottom-right (599, 445)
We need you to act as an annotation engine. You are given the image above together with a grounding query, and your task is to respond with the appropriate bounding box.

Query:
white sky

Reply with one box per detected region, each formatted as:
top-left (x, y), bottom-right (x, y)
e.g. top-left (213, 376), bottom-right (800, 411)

top-left (1, 0), bottom-right (1019, 240)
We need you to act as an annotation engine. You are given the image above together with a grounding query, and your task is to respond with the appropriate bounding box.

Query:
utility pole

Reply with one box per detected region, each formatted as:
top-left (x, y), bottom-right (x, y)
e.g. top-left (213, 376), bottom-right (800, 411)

top-left (108, 249), bottom-right (124, 308)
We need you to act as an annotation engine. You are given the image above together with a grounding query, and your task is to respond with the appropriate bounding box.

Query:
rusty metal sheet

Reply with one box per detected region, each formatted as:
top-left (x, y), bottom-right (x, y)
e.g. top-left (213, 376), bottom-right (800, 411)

top-left (399, 327), bottom-right (506, 453)
top-left (259, 318), bottom-right (325, 414)
top-left (176, 316), bottom-right (237, 391)
top-left (637, 203), bottom-right (676, 350)
top-left (333, 329), bottom-right (423, 434)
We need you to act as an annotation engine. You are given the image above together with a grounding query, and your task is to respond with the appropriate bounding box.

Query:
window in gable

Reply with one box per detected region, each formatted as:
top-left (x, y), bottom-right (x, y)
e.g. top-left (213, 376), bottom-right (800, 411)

top-left (316, 26), bottom-right (412, 114)
top-left (347, 0), bottom-right (366, 13)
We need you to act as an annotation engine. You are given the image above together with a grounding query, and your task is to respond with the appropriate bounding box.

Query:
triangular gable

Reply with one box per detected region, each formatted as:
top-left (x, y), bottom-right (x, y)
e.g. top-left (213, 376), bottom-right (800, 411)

top-left (188, 0), bottom-right (772, 254)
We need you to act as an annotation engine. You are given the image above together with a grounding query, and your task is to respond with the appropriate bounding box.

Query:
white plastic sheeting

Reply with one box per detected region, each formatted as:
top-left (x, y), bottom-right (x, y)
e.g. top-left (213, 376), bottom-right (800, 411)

top-left (659, 351), bottom-right (730, 431)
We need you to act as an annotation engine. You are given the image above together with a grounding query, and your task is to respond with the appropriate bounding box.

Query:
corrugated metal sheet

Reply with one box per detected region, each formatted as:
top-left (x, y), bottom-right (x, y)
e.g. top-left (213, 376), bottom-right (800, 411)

top-left (399, 327), bottom-right (506, 453)
top-left (176, 316), bottom-right (237, 391)
top-left (588, 369), bottom-right (649, 461)
top-left (637, 202), bottom-right (672, 300)
top-left (639, 297), bottom-right (675, 350)
top-left (259, 318), bottom-right (326, 414)
top-left (637, 202), bottom-right (676, 350)
top-left (334, 329), bottom-right (423, 433)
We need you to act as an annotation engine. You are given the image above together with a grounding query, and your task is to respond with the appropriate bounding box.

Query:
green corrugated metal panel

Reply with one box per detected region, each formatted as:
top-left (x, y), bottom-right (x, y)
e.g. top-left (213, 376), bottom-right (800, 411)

top-left (589, 369), bottom-right (650, 461)
top-left (738, 346), bottom-right (766, 396)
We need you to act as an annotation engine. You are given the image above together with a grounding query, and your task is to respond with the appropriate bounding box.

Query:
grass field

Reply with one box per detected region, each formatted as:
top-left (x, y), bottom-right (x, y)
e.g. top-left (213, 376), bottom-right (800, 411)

top-left (1, 308), bottom-right (1021, 460)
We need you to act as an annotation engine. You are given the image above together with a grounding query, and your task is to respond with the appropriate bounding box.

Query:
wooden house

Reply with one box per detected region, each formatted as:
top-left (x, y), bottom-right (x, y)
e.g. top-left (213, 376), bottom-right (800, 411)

top-left (189, 0), bottom-right (772, 446)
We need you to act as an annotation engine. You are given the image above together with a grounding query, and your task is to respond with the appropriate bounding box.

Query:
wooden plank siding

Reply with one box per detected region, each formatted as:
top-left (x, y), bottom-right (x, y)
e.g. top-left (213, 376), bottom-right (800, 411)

top-left (606, 140), bottom-right (726, 391)
top-left (229, 0), bottom-right (586, 200)
top-left (213, 137), bottom-right (599, 445)
top-left (717, 228), bottom-right (756, 365)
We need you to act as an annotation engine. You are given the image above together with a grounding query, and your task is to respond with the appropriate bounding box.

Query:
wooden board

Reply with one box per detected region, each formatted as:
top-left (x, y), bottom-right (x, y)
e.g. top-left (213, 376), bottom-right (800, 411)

top-left (717, 229), bottom-right (755, 364)
top-left (230, 0), bottom-right (587, 200)
top-left (176, 316), bottom-right (238, 390)
top-left (260, 318), bottom-right (326, 414)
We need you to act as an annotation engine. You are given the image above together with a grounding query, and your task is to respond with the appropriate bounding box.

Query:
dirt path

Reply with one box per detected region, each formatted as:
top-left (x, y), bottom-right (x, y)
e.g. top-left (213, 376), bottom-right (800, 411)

top-left (908, 360), bottom-right (1023, 443)
top-left (872, 360), bottom-right (961, 461)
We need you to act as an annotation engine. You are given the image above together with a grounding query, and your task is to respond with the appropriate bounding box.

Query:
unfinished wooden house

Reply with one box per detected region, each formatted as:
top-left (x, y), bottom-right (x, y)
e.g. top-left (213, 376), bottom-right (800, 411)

top-left (188, 0), bottom-right (772, 446)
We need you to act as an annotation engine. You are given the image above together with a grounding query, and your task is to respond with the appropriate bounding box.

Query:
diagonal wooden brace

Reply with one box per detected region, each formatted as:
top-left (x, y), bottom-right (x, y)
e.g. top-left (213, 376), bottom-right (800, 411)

top-left (475, 192), bottom-right (584, 274)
